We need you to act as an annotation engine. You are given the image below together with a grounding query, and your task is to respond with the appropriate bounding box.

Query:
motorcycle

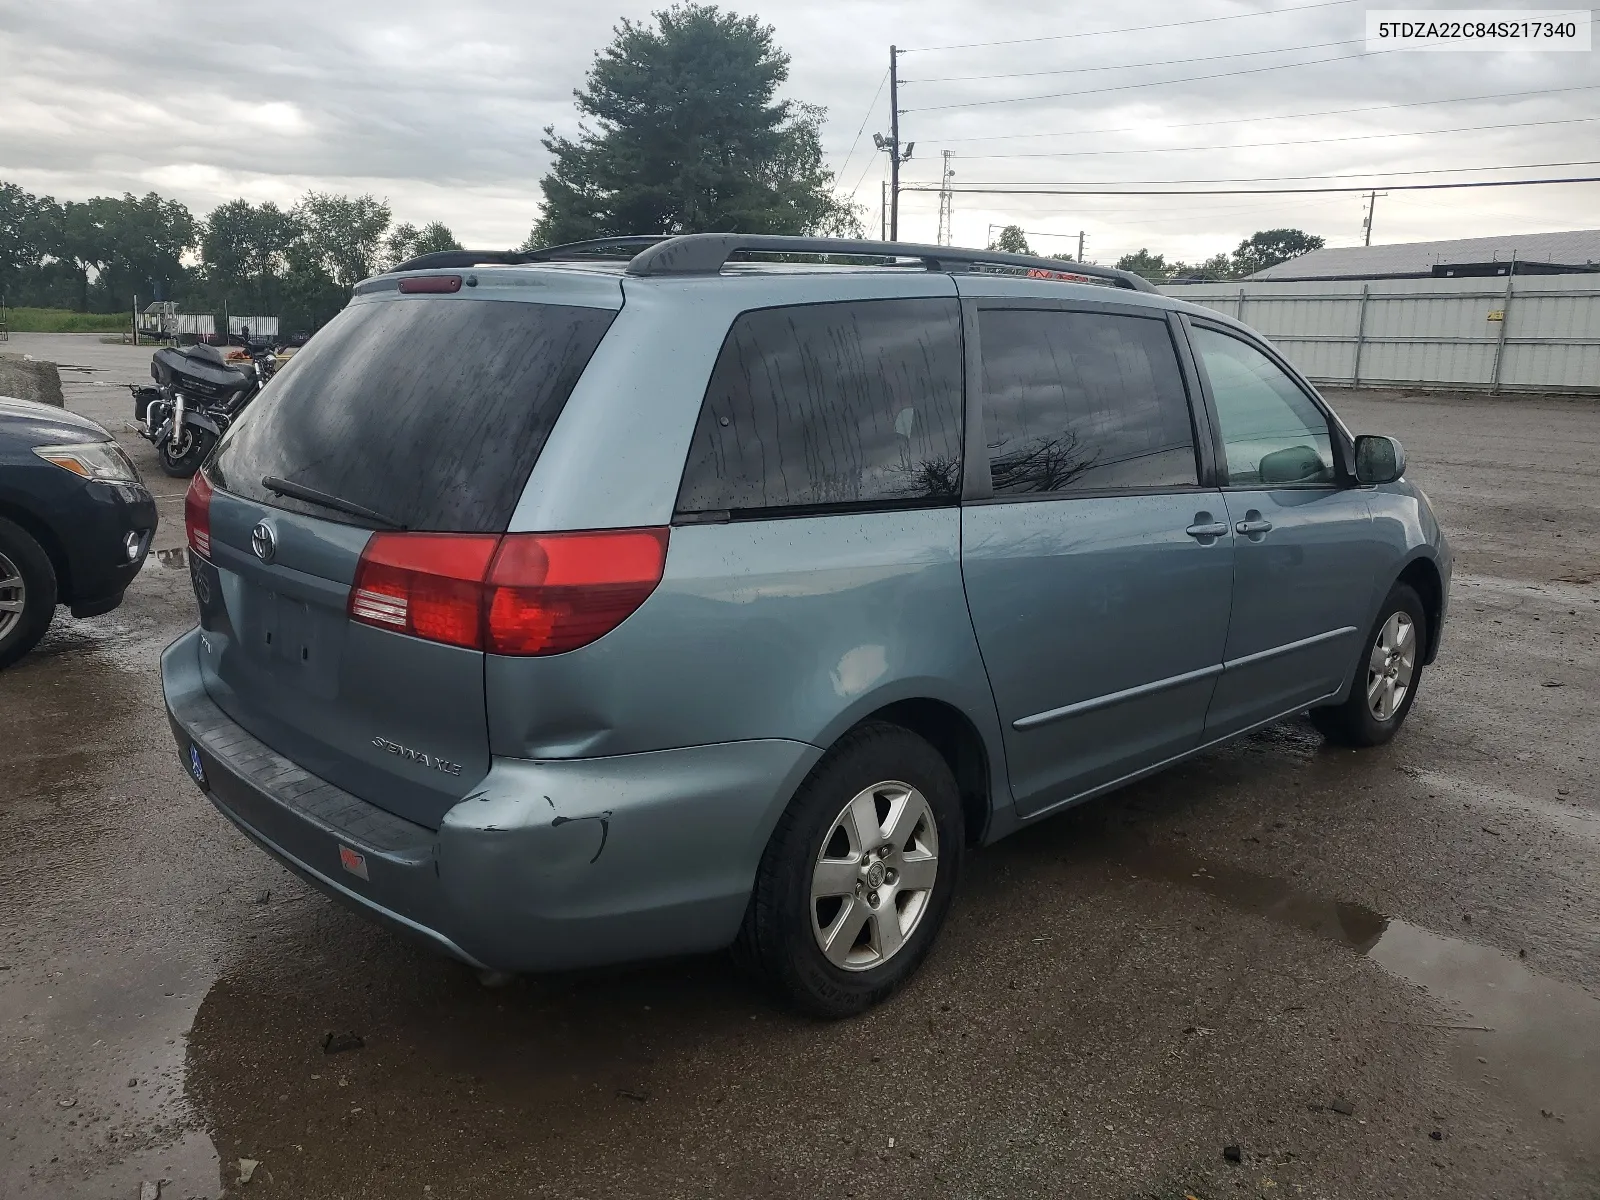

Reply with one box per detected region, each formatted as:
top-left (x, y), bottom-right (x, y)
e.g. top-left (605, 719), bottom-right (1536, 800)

top-left (131, 338), bottom-right (279, 477)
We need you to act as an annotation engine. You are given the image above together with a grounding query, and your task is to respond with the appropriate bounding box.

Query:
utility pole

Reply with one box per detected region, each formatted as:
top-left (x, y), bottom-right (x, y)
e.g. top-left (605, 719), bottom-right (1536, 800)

top-left (871, 49), bottom-right (913, 242)
top-left (881, 182), bottom-right (888, 240)
top-left (936, 150), bottom-right (955, 246)
top-left (1077, 230), bottom-right (1086, 262)
top-left (1362, 190), bottom-right (1388, 246)
top-left (889, 45), bottom-right (901, 240)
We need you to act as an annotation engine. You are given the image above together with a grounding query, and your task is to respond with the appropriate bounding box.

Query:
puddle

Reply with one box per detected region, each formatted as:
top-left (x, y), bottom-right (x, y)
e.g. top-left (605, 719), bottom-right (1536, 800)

top-left (1121, 840), bottom-right (1600, 1163)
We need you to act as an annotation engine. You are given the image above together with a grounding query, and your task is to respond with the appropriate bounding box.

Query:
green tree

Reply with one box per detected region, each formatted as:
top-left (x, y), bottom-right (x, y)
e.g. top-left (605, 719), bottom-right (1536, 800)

top-left (988, 225), bottom-right (1031, 255)
top-left (0, 183), bottom-right (50, 302)
top-left (289, 192), bottom-right (391, 288)
top-left (1233, 228), bottom-right (1324, 277)
top-left (202, 198), bottom-right (300, 324)
top-left (1169, 253), bottom-right (1236, 282)
top-left (527, 4), bottom-right (856, 247)
top-left (1115, 248), bottom-right (1169, 279)
top-left (282, 192), bottom-right (391, 328)
top-left (385, 220), bottom-right (462, 268)
top-left (95, 192), bottom-right (196, 310)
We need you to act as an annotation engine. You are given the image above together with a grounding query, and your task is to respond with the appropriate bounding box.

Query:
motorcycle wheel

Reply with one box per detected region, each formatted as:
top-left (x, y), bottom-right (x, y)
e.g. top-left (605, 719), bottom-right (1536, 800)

top-left (157, 427), bottom-right (216, 478)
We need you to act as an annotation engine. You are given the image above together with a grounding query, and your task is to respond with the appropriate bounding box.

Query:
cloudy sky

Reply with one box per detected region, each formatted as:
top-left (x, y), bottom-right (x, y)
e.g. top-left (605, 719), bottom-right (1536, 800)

top-left (1, 0), bottom-right (1595, 264)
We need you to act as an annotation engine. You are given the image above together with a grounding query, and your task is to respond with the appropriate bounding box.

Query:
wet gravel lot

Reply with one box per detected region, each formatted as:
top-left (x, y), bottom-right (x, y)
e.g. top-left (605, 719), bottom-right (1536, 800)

top-left (2, 332), bottom-right (1596, 1199)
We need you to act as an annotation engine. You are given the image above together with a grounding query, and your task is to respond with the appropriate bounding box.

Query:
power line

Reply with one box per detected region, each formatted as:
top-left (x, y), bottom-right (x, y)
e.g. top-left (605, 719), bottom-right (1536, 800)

top-left (836, 68), bottom-right (889, 193)
top-left (902, 38), bottom-right (1357, 84)
top-left (905, 47), bottom-right (1396, 113)
top-left (908, 160), bottom-right (1600, 189)
top-left (901, 0), bottom-right (1359, 54)
top-left (947, 115), bottom-right (1600, 161)
top-left (926, 84), bottom-right (1600, 144)
top-left (901, 175), bottom-right (1600, 197)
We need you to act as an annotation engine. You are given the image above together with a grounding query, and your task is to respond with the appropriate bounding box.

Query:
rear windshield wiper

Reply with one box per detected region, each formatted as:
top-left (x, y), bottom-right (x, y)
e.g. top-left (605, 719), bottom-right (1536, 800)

top-left (262, 476), bottom-right (406, 530)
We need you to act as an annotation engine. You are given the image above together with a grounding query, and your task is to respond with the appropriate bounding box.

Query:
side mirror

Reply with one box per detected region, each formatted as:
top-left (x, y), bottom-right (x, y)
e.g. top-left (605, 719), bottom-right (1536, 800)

top-left (1354, 434), bottom-right (1406, 484)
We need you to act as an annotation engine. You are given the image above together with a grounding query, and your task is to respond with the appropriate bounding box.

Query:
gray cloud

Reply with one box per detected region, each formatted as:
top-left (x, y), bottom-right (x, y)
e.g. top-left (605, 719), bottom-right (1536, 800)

top-left (1, 0), bottom-right (1595, 260)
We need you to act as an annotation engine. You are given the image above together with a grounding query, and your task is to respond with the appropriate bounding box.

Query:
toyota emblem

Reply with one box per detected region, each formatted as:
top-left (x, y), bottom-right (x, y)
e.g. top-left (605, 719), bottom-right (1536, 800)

top-left (251, 521), bottom-right (277, 563)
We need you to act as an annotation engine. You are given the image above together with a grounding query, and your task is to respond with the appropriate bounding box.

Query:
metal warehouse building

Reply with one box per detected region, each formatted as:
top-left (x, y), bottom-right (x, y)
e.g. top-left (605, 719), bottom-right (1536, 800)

top-left (1245, 229), bottom-right (1600, 281)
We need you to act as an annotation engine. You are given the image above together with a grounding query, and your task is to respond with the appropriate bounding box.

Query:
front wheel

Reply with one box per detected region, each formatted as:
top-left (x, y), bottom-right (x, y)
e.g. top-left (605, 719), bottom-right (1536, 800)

top-left (157, 426), bottom-right (216, 477)
top-left (736, 722), bottom-right (964, 1018)
top-left (0, 517), bottom-right (58, 670)
top-left (1311, 582), bottom-right (1427, 747)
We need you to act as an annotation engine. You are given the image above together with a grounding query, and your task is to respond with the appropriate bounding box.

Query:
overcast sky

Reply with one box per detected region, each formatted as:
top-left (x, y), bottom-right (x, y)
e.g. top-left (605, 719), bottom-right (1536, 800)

top-left (1, 0), bottom-right (1595, 264)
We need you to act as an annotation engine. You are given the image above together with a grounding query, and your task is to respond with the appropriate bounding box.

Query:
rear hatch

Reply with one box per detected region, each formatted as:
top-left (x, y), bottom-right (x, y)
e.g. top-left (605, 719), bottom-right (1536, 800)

top-left (187, 280), bottom-right (620, 828)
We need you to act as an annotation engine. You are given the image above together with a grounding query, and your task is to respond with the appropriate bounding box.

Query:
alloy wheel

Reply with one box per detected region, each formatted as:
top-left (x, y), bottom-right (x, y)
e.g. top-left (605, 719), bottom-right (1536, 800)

top-left (0, 550), bottom-right (26, 641)
top-left (1367, 611), bottom-right (1416, 721)
top-left (810, 780), bottom-right (939, 971)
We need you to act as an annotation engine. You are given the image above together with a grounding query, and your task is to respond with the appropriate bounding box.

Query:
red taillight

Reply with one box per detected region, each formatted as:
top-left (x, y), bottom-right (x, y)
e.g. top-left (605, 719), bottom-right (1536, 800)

top-left (185, 471), bottom-right (214, 559)
top-left (486, 528), bottom-right (670, 655)
top-left (397, 275), bottom-right (462, 294)
top-left (348, 533), bottom-right (499, 649)
top-left (346, 528), bottom-right (668, 655)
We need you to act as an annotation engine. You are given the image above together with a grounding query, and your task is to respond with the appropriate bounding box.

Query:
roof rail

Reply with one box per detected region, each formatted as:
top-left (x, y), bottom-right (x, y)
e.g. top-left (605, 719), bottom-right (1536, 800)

top-left (622, 233), bottom-right (1157, 293)
top-left (390, 234), bottom-right (1157, 293)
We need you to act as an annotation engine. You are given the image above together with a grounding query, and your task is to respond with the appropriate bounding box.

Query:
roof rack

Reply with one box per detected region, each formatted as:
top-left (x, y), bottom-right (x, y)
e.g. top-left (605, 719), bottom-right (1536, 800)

top-left (389, 234), bottom-right (1156, 293)
top-left (624, 234), bottom-right (1158, 293)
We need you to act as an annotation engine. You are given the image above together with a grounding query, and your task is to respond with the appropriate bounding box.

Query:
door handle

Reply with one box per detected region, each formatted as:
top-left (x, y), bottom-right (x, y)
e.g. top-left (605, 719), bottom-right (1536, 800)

top-left (1185, 521), bottom-right (1230, 539)
top-left (1235, 517), bottom-right (1274, 536)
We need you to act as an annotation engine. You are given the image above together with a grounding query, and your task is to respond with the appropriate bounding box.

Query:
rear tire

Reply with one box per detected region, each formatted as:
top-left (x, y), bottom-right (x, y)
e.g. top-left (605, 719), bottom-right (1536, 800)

top-left (0, 517), bottom-right (58, 670)
top-left (1310, 582), bottom-right (1427, 747)
top-left (158, 427), bottom-right (215, 477)
top-left (736, 722), bottom-right (964, 1018)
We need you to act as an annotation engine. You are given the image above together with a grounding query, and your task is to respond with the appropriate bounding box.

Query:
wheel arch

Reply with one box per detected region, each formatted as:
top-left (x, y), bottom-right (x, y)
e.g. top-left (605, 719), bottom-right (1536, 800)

top-left (0, 499), bottom-right (71, 603)
top-left (1395, 553), bottom-right (1445, 665)
top-left (830, 696), bottom-right (997, 848)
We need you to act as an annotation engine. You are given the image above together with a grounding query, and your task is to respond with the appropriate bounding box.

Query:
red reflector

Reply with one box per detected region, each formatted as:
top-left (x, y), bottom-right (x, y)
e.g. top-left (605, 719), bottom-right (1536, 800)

top-left (486, 528), bottom-right (669, 656)
top-left (397, 275), bottom-right (462, 294)
top-left (185, 471), bottom-right (214, 559)
top-left (348, 533), bottom-right (499, 649)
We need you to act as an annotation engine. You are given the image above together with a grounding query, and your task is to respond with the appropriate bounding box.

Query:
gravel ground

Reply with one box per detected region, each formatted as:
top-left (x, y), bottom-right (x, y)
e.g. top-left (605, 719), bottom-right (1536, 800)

top-left (2, 333), bottom-right (1596, 1199)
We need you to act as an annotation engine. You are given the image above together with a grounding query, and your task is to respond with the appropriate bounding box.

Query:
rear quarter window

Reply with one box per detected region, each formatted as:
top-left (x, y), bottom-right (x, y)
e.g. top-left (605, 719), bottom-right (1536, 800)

top-left (211, 297), bottom-right (616, 532)
top-left (675, 297), bottom-right (965, 515)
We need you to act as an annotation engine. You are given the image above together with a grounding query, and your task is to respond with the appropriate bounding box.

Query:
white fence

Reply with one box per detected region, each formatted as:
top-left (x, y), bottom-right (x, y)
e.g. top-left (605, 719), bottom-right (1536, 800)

top-left (1162, 273), bottom-right (1600, 395)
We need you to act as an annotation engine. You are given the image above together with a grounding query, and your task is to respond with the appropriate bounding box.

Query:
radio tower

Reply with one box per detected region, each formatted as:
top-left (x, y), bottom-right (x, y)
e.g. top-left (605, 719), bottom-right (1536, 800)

top-left (935, 151), bottom-right (955, 246)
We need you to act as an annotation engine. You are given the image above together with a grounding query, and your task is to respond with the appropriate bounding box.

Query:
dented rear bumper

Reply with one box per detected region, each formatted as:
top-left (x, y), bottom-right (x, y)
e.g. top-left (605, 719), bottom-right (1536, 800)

top-left (161, 627), bottom-right (822, 972)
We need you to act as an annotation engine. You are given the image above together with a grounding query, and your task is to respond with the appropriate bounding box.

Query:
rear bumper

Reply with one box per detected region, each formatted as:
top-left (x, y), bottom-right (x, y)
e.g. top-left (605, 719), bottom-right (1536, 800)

top-left (161, 627), bottom-right (822, 972)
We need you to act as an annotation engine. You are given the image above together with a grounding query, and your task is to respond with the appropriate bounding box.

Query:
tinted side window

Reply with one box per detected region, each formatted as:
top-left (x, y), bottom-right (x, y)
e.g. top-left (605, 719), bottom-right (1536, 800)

top-left (675, 298), bottom-right (964, 514)
top-left (1190, 326), bottom-right (1336, 487)
top-left (211, 297), bottom-right (616, 532)
top-left (979, 309), bottom-right (1197, 495)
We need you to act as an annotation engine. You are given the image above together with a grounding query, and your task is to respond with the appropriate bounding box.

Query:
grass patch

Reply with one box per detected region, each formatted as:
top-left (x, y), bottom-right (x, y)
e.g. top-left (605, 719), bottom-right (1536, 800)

top-left (3, 308), bottom-right (132, 333)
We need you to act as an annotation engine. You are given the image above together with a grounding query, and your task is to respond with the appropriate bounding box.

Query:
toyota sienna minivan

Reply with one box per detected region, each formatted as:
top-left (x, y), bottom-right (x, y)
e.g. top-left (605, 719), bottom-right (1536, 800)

top-left (162, 234), bottom-right (1450, 1016)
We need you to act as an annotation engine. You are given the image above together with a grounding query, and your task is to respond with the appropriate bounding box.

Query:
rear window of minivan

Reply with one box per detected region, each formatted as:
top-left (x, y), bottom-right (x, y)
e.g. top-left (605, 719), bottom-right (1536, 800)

top-left (210, 297), bottom-right (616, 532)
